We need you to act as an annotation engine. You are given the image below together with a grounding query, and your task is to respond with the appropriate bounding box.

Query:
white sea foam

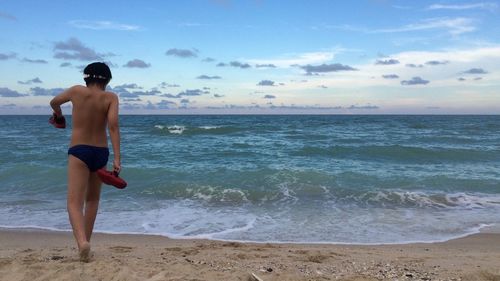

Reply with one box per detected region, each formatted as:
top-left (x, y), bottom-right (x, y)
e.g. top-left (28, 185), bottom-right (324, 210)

top-left (191, 190), bottom-right (215, 201)
top-left (194, 217), bottom-right (257, 239)
top-left (277, 183), bottom-right (299, 204)
top-left (445, 192), bottom-right (500, 208)
top-left (154, 125), bottom-right (165, 130)
top-left (154, 124), bottom-right (186, 134)
top-left (167, 125), bottom-right (185, 134)
top-left (220, 188), bottom-right (249, 203)
top-left (1, 196), bottom-right (500, 244)
top-left (186, 186), bottom-right (249, 203)
top-left (154, 124), bottom-right (221, 134)
top-left (362, 190), bottom-right (500, 209)
top-left (199, 126), bottom-right (220, 130)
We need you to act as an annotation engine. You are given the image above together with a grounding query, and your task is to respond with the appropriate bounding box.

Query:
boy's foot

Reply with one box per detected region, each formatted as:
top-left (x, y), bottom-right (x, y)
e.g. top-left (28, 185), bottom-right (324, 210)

top-left (79, 242), bottom-right (91, 262)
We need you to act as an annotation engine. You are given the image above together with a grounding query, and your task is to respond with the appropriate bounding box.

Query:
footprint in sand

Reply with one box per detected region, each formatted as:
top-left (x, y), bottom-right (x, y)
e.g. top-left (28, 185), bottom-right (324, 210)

top-left (109, 246), bottom-right (134, 253)
top-left (21, 255), bottom-right (38, 265)
top-left (50, 255), bottom-right (65, 261)
top-left (0, 258), bottom-right (12, 268)
top-left (164, 247), bottom-right (183, 252)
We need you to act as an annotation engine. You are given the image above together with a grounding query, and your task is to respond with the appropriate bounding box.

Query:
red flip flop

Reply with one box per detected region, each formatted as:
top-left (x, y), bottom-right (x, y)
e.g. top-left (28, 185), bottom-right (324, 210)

top-left (49, 113), bottom-right (66, 129)
top-left (97, 168), bottom-right (127, 189)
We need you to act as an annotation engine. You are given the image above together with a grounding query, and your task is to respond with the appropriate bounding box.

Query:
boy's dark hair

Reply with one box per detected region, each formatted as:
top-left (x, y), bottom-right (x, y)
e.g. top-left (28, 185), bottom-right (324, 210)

top-left (83, 62), bottom-right (112, 87)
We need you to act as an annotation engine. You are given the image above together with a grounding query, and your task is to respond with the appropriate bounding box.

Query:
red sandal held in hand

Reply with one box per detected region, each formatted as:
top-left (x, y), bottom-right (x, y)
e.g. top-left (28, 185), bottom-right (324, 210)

top-left (97, 168), bottom-right (127, 189)
top-left (49, 113), bottom-right (66, 129)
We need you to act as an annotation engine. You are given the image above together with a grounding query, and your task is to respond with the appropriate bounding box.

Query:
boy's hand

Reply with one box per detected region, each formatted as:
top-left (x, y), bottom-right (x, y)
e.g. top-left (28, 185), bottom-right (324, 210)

top-left (113, 159), bottom-right (121, 175)
top-left (49, 112), bottom-right (66, 129)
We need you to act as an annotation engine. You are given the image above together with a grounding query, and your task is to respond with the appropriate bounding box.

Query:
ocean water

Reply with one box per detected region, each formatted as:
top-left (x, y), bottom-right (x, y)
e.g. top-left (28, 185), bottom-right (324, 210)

top-left (1, 115), bottom-right (500, 244)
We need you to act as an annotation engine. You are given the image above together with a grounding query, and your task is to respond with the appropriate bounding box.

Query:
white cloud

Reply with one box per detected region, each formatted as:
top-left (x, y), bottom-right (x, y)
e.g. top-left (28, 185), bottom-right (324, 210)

top-left (372, 17), bottom-right (476, 35)
top-left (428, 3), bottom-right (498, 11)
top-left (178, 22), bottom-right (206, 27)
top-left (69, 20), bottom-right (140, 31)
top-left (393, 46), bottom-right (500, 63)
top-left (321, 17), bottom-right (477, 36)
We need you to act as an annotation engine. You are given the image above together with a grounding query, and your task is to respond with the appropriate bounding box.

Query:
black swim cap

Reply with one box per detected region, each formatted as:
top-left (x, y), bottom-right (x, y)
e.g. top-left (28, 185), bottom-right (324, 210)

top-left (83, 62), bottom-right (112, 81)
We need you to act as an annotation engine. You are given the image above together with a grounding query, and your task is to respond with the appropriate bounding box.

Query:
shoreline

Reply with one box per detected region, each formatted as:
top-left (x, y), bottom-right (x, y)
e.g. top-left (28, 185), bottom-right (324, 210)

top-left (0, 222), bottom-right (498, 246)
top-left (1, 228), bottom-right (500, 280)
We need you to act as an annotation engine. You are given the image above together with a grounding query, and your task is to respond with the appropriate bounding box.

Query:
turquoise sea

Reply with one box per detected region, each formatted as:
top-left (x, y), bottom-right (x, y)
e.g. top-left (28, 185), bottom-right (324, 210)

top-left (1, 115), bottom-right (500, 244)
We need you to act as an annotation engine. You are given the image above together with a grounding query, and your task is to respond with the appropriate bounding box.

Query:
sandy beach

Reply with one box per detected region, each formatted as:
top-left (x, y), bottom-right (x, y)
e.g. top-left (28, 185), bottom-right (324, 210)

top-left (1, 228), bottom-right (499, 281)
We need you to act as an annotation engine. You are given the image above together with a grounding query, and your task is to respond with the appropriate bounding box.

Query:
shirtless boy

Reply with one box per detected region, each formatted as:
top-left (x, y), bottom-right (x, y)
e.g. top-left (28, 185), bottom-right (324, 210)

top-left (50, 62), bottom-right (121, 262)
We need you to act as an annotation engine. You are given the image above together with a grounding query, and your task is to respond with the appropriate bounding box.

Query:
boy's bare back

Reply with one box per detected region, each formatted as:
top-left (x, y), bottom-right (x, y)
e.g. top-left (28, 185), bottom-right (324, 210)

top-left (51, 85), bottom-right (119, 147)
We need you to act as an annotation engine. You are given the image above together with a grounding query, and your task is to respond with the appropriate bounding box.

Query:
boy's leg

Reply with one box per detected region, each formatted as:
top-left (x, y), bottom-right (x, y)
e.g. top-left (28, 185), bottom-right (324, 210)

top-left (67, 155), bottom-right (90, 254)
top-left (84, 172), bottom-right (102, 241)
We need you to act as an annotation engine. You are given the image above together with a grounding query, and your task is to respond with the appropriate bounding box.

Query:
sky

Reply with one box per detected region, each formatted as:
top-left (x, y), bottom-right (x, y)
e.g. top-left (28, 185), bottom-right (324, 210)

top-left (0, 0), bottom-right (499, 114)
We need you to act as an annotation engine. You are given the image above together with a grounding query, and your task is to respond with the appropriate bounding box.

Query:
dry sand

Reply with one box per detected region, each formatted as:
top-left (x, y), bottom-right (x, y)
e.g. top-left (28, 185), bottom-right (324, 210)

top-left (1, 228), bottom-right (500, 281)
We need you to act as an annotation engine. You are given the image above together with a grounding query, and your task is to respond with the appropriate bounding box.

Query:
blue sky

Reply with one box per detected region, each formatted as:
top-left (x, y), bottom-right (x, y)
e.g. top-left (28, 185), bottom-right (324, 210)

top-left (1, 0), bottom-right (499, 114)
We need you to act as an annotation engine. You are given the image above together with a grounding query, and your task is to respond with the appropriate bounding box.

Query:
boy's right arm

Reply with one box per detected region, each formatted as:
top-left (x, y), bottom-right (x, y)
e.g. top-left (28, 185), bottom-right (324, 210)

top-left (50, 86), bottom-right (75, 115)
top-left (107, 93), bottom-right (121, 173)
